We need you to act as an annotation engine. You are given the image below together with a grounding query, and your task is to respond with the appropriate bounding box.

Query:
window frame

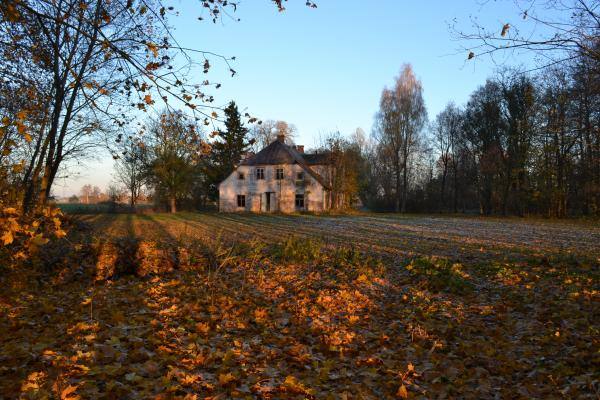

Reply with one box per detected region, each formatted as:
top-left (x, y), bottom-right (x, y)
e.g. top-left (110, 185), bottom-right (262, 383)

top-left (275, 168), bottom-right (284, 180)
top-left (256, 167), bottom-right (265, 180)
top-left (237, 195), bottom-right (246, 208)
top-left (295, 193), bottom-right (305, 209)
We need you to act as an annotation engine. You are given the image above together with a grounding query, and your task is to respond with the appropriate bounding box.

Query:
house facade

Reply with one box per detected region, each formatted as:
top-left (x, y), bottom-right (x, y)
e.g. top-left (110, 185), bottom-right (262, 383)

top-left (218, 135), bottom-right (332, 212)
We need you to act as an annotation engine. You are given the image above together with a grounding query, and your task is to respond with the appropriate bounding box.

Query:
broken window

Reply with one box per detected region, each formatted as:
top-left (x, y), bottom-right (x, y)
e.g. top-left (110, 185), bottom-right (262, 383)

top-left (295, 194), bottom-right (305, 209)
top-left (237, 195), bottom-right (246, 208)
top-left (256, 168), bottom-right (264, 180)
top-left (276, 168), bottom-right (284, 180)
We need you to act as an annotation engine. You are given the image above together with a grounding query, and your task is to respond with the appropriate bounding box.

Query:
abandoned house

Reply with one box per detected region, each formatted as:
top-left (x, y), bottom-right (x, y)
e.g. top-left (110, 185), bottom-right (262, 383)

top-left (218, 135), bottom-right (333, 212)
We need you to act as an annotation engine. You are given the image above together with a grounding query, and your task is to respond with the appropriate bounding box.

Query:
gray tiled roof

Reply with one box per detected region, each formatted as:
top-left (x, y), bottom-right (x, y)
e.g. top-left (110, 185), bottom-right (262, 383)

top-left (240, 140), bottom-right (296, 166)
top-left (240, 140), bottom-right (331, 189)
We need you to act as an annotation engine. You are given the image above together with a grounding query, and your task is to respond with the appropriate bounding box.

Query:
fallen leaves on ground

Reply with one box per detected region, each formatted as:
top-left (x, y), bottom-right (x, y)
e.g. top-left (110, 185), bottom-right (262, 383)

top-left (0, 213), bottom-right (598, 399)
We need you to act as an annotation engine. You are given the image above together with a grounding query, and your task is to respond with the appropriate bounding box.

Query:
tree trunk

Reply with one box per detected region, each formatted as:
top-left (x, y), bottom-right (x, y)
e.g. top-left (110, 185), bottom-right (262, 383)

top-left (452, 162), bottom-right (458, 213)
top-left (440, 167), bottom-right (447, 212)
top-left (401, 159), bottom-right (408, 213)
top-left (169, 196), bottom-right (177, 213)
top-left (394, 151), bottom-right (401, 212)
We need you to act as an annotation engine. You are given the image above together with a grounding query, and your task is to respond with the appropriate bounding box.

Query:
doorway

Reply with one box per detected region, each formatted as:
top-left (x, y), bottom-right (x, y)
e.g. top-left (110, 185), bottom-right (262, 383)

top-left (265, 192), bottom-right (271, 212)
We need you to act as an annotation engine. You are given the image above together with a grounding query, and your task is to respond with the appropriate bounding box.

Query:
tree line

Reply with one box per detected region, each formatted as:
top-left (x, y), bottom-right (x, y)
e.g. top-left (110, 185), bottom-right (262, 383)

top-left (332, 56), bottom-right (598, 217)
top-left (1, 0), bottom-right (597, 218)
top-left (76, 57), bottom-right (600, 217)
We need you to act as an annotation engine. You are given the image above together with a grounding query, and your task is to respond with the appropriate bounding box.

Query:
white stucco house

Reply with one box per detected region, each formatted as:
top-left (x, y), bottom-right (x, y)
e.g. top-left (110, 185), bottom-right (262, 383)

top-left (218, 135), bottom-right (332, 212)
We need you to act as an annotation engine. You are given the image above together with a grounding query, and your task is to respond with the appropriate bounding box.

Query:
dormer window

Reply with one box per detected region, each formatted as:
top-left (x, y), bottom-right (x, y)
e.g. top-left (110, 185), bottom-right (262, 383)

top-left (238, 172), bottom-right (245, 180)
top-left (256, 168), bottom-right (265, 180)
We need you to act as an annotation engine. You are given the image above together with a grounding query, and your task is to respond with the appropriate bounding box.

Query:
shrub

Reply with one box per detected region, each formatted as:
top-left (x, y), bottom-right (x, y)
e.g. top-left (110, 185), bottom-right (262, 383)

top-left (406, 257), bottom-right (474, 294)
top-left (271, 235), bottom-right (322, 263)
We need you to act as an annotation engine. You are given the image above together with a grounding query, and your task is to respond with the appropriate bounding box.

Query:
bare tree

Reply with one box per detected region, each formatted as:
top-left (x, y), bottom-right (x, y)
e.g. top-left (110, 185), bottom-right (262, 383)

top-left (80, 184), bottom-right (92, 204)
top-left (456, 0), bottom-right (600, 69)
top-left (373, 64), bottom-right (427, 212)
top-left (250, 120), bottom-right (297, 151)
top-left (433, 102), bottom-right (462, 211)
top-left (114, 138), bottom-right (147, 208)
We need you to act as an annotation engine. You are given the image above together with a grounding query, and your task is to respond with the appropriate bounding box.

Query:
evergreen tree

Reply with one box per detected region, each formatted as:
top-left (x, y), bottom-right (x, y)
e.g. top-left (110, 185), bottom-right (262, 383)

top-left (206, 101), bottom-right (252, 199)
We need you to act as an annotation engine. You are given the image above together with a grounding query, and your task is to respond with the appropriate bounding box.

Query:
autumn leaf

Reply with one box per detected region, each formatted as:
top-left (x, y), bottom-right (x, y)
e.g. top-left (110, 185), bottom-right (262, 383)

top-left (60, 384), bottom-right (79, 400)
top-left (218, 372), bottom-right (236, 386)
top-left (501, 23), bottom-right (510, 37)
top-left (144, 94), bottom-right (153, 105)
top-left (1, 230), bottom-right (13, 245)
top-left (195, 321), bottom-right (210, 335)
top-left (396, 384), bottom-right (408, 399)
top-left (147, 42), bottom-right (159, 57)
top-left (12, 162), bottom-right (24, 173)
top-left (254, 307), bottom-right (268, 322)
top-left (283, 375), bottom-right (313, 395)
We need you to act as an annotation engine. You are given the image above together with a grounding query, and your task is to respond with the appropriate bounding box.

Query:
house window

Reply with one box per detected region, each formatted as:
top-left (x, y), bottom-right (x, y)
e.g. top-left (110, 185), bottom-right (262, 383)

top-left (275, 168), bottom-right (284, 180)
top-left (297, 171), bottom-right (304, 180)
top-left (256, 168), bottom-right (264, 180)
top-left (295, 194), bottom-right (305, 209)
top-left (237, 195), bottom-right (246, 208)
top-left (238, 172), bottom-right (245, 180)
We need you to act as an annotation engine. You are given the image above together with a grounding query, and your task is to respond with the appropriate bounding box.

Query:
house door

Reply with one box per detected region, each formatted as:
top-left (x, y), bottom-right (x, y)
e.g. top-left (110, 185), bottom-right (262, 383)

top-left (265, 192), bottom-right (271, 212)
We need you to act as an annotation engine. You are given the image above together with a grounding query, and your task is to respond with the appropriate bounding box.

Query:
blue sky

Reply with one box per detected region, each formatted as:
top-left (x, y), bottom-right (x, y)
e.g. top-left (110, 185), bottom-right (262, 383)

top-left (57, 0), bottom-right (531, 197)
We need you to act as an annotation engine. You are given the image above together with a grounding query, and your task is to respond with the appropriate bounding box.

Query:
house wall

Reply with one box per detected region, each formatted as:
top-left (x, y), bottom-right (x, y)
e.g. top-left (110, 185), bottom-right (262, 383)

top-left (218, 164), bottom-right (328, 213)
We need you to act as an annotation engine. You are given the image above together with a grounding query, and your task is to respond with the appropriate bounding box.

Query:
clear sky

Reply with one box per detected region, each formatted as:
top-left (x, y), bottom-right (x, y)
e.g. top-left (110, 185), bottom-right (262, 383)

top-left (55, 0), bottom-right (530, 197)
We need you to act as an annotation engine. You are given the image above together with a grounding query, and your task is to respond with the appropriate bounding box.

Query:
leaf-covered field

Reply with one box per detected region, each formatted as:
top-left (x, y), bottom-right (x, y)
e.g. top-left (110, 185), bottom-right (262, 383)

top-left (1, 213), bottom-right (598, 399)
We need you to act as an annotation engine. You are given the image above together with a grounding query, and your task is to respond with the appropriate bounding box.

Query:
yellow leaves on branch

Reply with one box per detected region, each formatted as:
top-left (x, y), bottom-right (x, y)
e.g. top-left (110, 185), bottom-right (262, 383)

top-left (146, 42), bottom-right (159, 58)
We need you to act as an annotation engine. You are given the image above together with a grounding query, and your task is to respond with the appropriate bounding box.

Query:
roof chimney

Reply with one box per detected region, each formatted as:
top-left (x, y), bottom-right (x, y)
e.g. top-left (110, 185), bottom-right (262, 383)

top-left (241, 151), bottom-right (254, 160)
top-left (276, 134), bottom-right (285, 143)
top-left (296, 145), bottom-right (304, 153)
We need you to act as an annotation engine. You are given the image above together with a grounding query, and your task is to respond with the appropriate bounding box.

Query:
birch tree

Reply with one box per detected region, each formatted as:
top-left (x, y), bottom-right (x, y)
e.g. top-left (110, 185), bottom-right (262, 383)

top-left (373, 64), bottom-right (427, 212)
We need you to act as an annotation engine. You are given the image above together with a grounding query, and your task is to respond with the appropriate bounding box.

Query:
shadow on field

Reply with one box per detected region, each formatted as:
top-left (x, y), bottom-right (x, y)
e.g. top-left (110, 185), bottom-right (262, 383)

top-left (4, 213), bottom-right (598, 398)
